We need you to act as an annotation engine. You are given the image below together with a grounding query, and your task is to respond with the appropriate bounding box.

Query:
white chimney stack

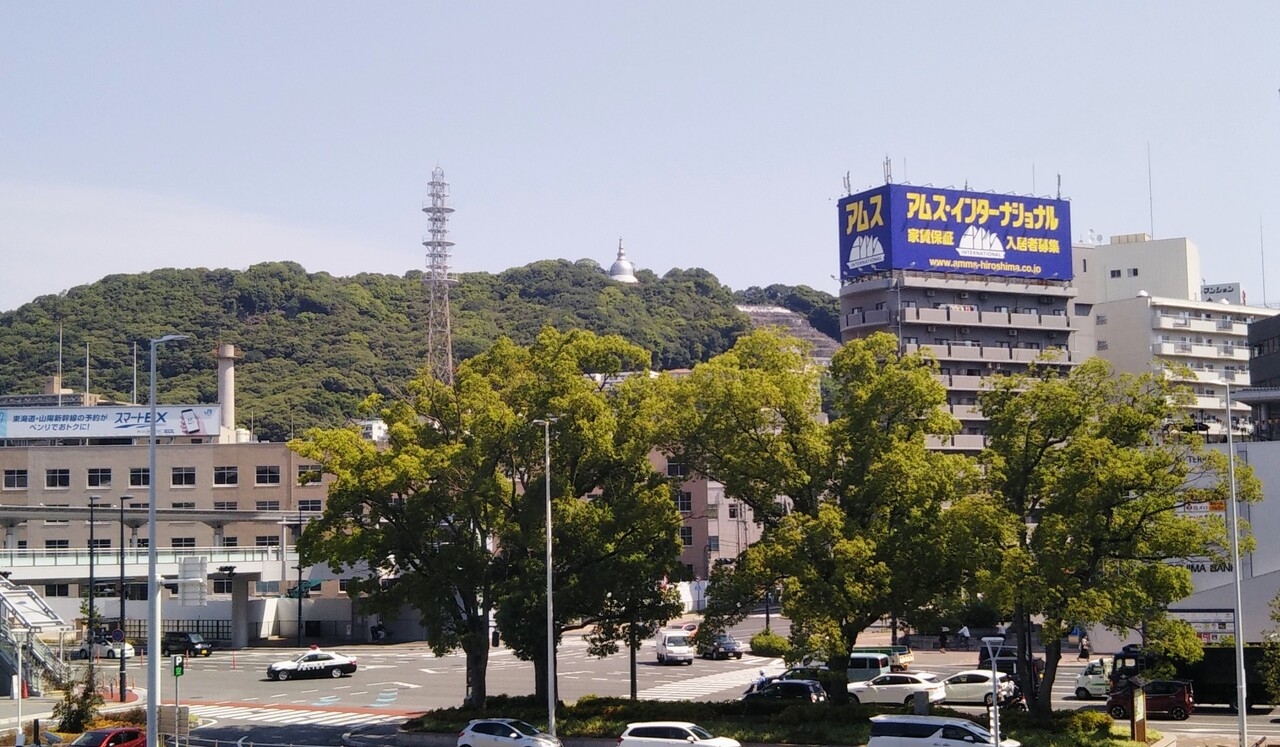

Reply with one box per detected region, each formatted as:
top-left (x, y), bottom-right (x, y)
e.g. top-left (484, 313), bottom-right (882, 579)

top-left (215, 343), bottom-right (241, 437)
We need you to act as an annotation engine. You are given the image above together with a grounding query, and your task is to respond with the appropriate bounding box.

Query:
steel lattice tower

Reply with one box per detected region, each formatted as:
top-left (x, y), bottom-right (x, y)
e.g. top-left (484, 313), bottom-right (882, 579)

top-left (422, 167), bottom-right (456, 385)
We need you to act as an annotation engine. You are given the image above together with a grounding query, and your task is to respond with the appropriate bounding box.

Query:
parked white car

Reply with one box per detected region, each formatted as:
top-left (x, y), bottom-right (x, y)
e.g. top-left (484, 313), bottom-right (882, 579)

top-left (868, 715), bottom-right (1021, 747)
top-left (456, 719), bottom-right (561, 747)
top-left (77, 638), bottom-right (135, 660)
top-left (848, 672), bottom-right (946, 706)
top-left (942, 669), bottom-right (1016, 705)
top-left (618, 722), bottom-right (739, 747)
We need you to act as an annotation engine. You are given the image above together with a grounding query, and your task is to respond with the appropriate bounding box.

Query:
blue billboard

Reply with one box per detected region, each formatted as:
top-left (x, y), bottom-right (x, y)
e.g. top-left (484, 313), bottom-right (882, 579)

top-left (838, 184), bottom-right (1072, 281)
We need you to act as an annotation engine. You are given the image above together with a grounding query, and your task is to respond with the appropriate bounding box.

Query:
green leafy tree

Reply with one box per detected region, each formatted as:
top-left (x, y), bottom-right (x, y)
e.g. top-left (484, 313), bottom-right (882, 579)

top-left (484, 329), bottom-right (685, 704)
top-left (976, 357), bottom-right (1261, 717)
top-left (683, 331), bottom-right (973, 659)
top-left (293, 327), bottom-right (684, 707)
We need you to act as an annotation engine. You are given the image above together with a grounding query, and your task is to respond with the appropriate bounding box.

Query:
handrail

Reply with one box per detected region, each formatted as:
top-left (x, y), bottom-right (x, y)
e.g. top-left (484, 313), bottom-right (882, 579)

top-left (0, 546), bottom-right (292, 567)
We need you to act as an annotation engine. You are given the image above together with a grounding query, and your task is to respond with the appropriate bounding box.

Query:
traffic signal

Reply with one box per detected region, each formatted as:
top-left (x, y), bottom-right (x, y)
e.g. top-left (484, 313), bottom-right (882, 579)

top-left (172, 655), bottom-right (184, 677)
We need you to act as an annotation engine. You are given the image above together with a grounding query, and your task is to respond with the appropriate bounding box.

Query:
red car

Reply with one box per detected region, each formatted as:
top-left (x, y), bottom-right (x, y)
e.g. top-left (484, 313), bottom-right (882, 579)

top-left (1107, 680), bottom-right (1193, 721)
top-left (69, 728), bottom-right (146, 747)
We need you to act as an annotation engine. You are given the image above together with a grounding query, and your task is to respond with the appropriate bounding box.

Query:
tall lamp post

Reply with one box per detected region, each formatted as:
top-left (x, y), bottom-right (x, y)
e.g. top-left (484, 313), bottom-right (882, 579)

top-left (88, 494), bottom-right (100, 687)
top-left (1224, 382), bottom-right (1248, 747)
top-left (119, 497), bottom-right (127, 702)
top-left (147, 333), bottom-right (187, 747)
top-left (982, 636), bottom-right (1004, 746)
top-left (532, 419), bottom-right (555, 737)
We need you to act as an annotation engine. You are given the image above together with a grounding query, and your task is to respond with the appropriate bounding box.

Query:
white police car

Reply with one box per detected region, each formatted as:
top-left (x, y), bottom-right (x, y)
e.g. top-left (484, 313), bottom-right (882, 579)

top-left (266, 647), bottom-right (358, 681)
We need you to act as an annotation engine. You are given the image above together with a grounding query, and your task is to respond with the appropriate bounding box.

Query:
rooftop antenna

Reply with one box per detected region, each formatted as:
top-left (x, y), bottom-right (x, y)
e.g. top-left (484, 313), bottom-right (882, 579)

top-left (883, 156), bottom-right (892, 184)
top-left (1147, 141), bottom-right (1155, 237)
top-left (1262, 218), bottom-right (1268, 307)
top-left (1032, 164), bottom-right (1036, 194)
top-left (843, 172), bottom-right (851, 196)
top-left (422, 166), bottom-right (457, 385)
top-left (57, 323), bottom-right (63, 407)
top-left (1056, 174), bottom-right (1062, 200)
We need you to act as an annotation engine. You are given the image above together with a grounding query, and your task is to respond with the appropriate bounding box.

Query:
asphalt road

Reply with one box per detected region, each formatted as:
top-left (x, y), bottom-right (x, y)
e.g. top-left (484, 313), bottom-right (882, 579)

top-left (6, 615), bottom-right (1271, 746)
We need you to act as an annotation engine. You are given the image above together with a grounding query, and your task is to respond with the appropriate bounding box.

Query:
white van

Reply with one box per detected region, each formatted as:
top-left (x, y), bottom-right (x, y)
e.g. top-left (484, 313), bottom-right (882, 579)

top-left (868, 715), bottom-right (1020, 747)
top-left (656, 630), bottom-right (694, 665)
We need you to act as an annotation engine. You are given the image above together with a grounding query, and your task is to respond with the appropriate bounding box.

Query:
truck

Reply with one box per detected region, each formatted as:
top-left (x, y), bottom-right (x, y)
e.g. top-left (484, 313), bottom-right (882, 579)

top-left (850, 644), bottom-right (914, 671)
top-left (1111, 645), bottom-right (1277, 709)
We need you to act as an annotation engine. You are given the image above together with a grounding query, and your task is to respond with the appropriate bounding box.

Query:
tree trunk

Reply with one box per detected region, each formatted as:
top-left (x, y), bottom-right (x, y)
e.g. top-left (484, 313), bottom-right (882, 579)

top-left (462, 615), bottom-right (490, 708)
top-left (532, 637), bottom-right (558, 706)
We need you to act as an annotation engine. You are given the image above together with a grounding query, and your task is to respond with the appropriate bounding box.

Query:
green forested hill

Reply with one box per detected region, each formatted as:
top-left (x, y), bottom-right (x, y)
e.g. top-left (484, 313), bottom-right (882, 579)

top-left (0, 260), bottom-right (837, 441)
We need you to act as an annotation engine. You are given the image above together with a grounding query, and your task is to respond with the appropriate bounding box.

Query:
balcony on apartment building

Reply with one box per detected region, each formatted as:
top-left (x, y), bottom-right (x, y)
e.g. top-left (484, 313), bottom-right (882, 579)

top-left (1151, 341), bottom-right (1250, 362)
top-left (1152, 312), bottom-right (1249, 337)
top-left (902, 305), bottom-right (1072, 331)
top-left (1164, 366), bottom-right (1250, 387)
top-left (926, 433), bottom-right (988, 451)
top-left (905, 341), bottom-right (1074, 365)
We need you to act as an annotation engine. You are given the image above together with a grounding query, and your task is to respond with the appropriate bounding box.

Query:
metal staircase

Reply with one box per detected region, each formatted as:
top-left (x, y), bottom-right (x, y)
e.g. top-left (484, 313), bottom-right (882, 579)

top-left (0, 577), bottom-right (73, 695)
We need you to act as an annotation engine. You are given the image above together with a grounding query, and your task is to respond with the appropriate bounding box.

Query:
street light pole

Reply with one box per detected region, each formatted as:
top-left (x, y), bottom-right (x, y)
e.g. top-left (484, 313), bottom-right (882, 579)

top-left (532, 419), bottom-right (555, 737)
top-left (147, 334), bottom-right (187, 747)
top-left (89, 494), bottom-right (98, 687)
top-left (119, 498), bottom-right (127, 702)
top-left (1224, 381), bottom-right (1248, 747)
top-left (982, 636), bottom-right (1004, 746)
top-left (297, 508), bottom-right (304, 647)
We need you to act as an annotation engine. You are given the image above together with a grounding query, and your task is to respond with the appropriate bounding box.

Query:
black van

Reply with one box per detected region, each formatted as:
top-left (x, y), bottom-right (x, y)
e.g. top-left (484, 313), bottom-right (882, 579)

top-left (162, 631), bottom-right (213, 657)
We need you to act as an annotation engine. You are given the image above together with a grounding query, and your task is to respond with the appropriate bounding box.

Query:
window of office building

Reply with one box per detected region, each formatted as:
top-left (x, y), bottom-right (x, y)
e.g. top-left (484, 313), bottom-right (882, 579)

top-left (728, 503), bottom-right (739, 519)
top-left (171, 538), bottom-right (195, 548)
top-left (172, 501), bottom-right (195, 509)
top-left (213, 466), bottom-right (238, 486)
top-left (679, 526), bottom-right (693, 547)
top-left (256, 535), bottom-right (280, 547)
top-left (256, 500), bottom-right (280, 511)
top-left (666, 463), bottom-right (688, 478)
top-left (136, 539), bottom-right (148, 548)
top-left (87, 468), bottom-right (112, 488)
top-left (1110, 269), bottom-right (1121, 278)
top-left (44, 584), bottom-right (70, 597)
top-left (299, 499), bottom-right (322, 512)
top-left (708, 535), bottom-right (720, 551)
top-left (45, 539), bottom-right (69, 550)
top-left (297, 464), bottom-right (322, 485)
top-left (1129, 268), bottom-right (1139, 277)
top-left (256, 581), bottom-right (280, 595)
top-left (255, 466), bottom-right (281, 485)
top-left (674, 491), bottom-right (692, 513)
top-left (171, 467), bottom-right (196, 487)
top-left (45, 469), bottom-right (70, 489)
top-left (130, 467), bottom-right (150, 487)
top-left (213, 501), bottom-right (238, 511)
top-left (220, 536), bottom-right (238, 547)
top-left (339, 579), bottom-right (350, 594)
top-left (3, 469), bottom-right (27, 490)
top-left (90, 538), bottom-right (111, 549)
top-left (213, 579), bottom-right (233, 594)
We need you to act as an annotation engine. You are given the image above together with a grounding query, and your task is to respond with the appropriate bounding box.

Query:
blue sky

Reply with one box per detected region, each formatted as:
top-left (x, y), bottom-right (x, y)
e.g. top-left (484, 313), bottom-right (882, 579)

top-left (4, 3), bottom-right (1280, 313)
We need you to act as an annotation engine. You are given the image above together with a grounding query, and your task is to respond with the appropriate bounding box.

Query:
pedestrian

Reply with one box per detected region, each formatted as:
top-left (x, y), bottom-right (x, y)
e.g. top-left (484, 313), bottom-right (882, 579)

top-left (957, 625), bottom-right (971, 650)
top-left (938, 630), bottom-right (948, 654)
top-left (1078, 634), bottom-right (1090, 660)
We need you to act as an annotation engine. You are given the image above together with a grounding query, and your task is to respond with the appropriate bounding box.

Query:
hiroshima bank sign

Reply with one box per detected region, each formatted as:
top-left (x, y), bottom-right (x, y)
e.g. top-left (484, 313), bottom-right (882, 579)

top-left (0, 405), bottom-right (221, 438)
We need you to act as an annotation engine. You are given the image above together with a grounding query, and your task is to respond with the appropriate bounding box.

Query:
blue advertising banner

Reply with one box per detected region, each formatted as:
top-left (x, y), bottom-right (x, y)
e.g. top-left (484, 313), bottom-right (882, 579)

top-left (0, 405), bottom-right (221, 438)
top-left (838, 184), bottom-right (1072, 281)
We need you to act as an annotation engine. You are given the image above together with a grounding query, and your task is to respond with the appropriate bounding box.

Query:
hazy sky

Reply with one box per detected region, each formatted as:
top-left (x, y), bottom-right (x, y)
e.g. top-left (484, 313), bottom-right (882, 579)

top-left (4, 3), bottom-right (1280, 313)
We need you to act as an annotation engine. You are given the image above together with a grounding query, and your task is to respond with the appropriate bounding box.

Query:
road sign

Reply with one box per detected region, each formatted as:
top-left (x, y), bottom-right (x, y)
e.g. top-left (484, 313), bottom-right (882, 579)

top-left (172, 655), bottom-right (184, 677)
top-left (111, 628), bottom-right (125, 642)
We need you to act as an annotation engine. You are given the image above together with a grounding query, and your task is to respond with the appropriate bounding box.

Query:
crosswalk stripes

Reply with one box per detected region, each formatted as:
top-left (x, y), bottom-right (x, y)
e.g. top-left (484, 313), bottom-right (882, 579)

top-left (186, 704), bottom-right (407, 727)
top-left (639, 660), bottom-right (784, 701)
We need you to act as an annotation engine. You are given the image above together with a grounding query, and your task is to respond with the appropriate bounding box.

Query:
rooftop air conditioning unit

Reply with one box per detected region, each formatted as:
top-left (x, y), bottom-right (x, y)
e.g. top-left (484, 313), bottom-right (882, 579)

top-left (960, 327), bottom-right (971, 334)
top-left (959, 291), bottom-right (970, 298)
top-left (926, 289), bottom-right (937, 296)
top-left (927, 326), bottom-right (938, 332)
top-left (1008, 329), bottom-right (1019, 336)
